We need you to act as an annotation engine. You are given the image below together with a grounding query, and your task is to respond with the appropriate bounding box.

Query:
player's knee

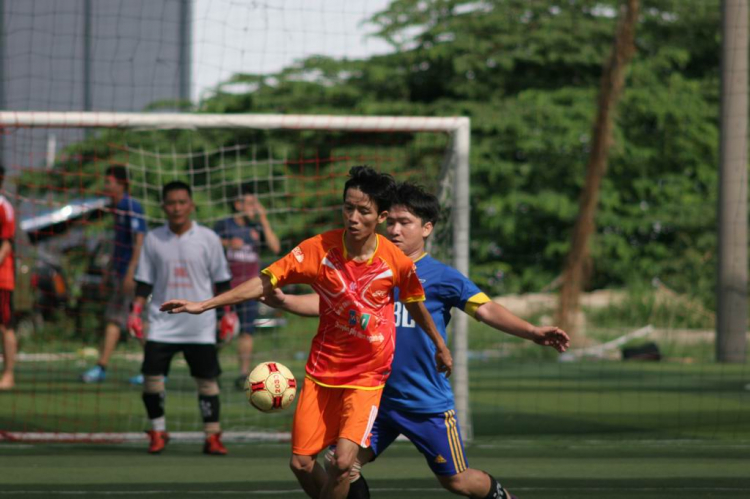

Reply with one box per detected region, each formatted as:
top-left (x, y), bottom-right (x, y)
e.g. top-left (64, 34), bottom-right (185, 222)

top-left (289, 454), bottom-right (316, 475)
top-left (437, 472), bottom-right (472, 495)
top-left (195, 377), bottom-right (219, 396)
top-left (143, 375), bottom-right (165, 393)
top-left (328, 451), bottom-right (356, 476)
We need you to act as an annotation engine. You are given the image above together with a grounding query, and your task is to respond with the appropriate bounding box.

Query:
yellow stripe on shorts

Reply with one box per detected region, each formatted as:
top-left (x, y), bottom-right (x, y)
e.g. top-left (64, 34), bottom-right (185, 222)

top-left (444, 410), bottom-right (467, 472)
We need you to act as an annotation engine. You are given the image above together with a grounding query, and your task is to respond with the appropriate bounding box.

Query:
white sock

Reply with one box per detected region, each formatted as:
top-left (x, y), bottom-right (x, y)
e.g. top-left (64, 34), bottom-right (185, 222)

top-left (151, 417), bottom-right (166, 432)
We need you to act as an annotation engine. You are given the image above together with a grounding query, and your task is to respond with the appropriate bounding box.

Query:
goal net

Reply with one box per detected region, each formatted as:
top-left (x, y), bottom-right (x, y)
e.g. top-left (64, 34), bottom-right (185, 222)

top-left (0, 111), bottom-right (471, 443)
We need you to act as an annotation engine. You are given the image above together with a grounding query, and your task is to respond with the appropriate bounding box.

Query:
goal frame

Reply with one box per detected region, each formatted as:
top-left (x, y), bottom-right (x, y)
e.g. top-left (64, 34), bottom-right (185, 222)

top-left (0, 111), bottom-right (473, 441)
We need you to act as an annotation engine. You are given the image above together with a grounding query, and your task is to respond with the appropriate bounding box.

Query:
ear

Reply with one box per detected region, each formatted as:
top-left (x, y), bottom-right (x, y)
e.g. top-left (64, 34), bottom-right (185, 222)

top-left (422, 221), bottom-right (434, 238)
top-left (377, 210), bottom-right (388, 224)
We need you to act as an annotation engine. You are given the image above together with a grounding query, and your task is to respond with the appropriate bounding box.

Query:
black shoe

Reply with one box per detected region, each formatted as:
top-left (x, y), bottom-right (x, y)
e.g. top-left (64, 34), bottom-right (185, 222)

top-left (235, 374), bottom-right (248, 391)
top-left (348, 473), bottom-right (370, 499)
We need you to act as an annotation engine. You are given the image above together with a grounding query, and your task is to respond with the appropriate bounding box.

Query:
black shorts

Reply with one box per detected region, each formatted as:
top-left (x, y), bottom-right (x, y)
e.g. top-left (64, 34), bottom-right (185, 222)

top-left (141, 341), bottom-right (222, 379)
top-left (0, 290), bottom-right (13, 328)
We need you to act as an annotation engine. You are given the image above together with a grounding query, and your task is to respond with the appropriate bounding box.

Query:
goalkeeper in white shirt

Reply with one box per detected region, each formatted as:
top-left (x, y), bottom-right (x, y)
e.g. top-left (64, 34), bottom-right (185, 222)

top-left (129, 181), bottom-right (238, 455)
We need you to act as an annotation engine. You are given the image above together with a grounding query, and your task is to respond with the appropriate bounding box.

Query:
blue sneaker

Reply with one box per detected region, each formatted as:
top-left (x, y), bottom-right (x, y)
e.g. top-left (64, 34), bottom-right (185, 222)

top-left (81, 365), bottom-right (106, 383)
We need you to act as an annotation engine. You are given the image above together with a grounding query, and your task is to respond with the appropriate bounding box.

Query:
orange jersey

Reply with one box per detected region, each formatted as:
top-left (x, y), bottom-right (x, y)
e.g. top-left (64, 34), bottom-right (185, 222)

top-left (263, 229), bottom-right (425, 389)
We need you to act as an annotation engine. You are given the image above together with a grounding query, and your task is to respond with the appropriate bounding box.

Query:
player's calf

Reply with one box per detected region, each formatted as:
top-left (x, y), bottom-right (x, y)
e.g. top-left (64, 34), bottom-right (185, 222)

top-left (438, 469), bottom-right (514, 499)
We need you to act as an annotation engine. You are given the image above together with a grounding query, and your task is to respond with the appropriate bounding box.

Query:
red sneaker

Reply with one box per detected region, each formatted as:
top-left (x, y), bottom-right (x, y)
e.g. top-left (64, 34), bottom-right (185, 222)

top-left (203, 432), bottom-right (228, 455)
top-left (146, 430), bottom-right (169, 454)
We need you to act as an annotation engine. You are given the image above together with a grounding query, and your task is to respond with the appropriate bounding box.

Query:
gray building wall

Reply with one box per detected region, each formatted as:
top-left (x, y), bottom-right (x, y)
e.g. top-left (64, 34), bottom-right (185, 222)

top-left (1, 0), bottom-right (190, 172)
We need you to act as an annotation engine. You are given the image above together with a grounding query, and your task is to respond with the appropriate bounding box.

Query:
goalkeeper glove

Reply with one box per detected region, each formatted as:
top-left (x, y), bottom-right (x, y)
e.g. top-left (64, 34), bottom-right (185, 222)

top-left (128, 302), bottom-right (144, 340)
top-left (218, 306), bottom-right (239, 344)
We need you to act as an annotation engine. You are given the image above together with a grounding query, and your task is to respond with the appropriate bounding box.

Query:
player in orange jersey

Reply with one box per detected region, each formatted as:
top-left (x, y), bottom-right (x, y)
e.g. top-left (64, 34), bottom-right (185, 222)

top-left (161, 166), bottom-right (453, 499)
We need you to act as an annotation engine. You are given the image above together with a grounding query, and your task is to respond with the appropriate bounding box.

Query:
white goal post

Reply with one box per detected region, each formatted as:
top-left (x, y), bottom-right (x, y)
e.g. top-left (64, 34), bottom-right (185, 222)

top-left (0, 111), bottom-right (473, 441)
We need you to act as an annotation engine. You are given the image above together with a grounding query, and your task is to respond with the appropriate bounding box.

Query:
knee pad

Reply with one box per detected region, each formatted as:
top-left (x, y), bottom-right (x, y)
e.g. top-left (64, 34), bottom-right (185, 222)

top-left (195, 377), bottom-right (220, 396)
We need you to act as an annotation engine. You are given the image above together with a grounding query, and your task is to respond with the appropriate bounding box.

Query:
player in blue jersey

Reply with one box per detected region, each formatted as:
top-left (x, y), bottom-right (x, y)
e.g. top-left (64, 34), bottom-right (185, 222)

top-left (265, 181), bottom-right (570, 499)
top-left (81, 165), bottom-right (147, 383)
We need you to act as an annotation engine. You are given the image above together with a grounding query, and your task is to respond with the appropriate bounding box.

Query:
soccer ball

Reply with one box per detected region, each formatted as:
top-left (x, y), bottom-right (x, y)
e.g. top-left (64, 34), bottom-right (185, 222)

top-left (245, 361), bottom-right (297, 412)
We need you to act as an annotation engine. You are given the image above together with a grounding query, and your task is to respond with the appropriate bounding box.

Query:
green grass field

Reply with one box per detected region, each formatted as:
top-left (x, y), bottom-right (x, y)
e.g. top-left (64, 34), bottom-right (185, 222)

top-left (2, 354), bottom-right (749, 497)
top-left (1, 440), bottom-right (749, 498)
top-left (2, 311), bottom-right (750, 497)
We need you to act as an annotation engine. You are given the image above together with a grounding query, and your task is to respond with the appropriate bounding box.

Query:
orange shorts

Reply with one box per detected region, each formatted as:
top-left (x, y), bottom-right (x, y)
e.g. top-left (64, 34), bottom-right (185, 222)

top-left (291, 376), bottom-right (383, 456)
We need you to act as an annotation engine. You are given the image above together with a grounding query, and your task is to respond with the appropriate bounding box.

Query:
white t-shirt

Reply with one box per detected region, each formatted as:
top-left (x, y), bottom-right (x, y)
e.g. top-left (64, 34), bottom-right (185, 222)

top-left (135, 222), bottom-right (232, 344)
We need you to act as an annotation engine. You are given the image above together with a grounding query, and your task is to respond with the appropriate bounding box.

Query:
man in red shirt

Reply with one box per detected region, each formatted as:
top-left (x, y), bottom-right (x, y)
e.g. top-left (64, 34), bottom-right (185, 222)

top-left (161, 166), bottom-right (452, 499)
top-left (0, 164), bottom-right (17, 391)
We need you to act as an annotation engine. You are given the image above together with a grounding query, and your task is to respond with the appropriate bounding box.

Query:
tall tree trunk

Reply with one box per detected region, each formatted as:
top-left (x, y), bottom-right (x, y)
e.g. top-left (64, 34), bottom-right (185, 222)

top-left (556, 0), bottom-right (640, 337)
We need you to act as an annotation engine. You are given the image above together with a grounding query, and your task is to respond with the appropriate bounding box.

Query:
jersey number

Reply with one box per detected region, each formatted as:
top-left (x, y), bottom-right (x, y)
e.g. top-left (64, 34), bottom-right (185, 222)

top-left (394, 302), bottom-right (415, 328)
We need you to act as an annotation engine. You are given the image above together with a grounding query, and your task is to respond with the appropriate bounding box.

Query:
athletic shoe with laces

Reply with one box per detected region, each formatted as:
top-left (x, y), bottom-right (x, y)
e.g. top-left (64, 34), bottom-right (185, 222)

top-left (203, 432), bottom-right (228, 455)
top-left (146, 430), bottom-right (169, 454)
top-left (80, 365), bottom-right (106, 383)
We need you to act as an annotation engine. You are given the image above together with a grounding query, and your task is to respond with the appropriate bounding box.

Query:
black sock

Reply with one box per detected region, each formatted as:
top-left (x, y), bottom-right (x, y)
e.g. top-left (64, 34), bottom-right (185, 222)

top-left (484, 473), bottom-right (508, 499)
top-left (198, 395), bottom-right (220, 423)
top-left (97, 363), bottom-right (106, 371)
top-left (142, 392), bottom-right (165, 419)
top-left (347, 473), bottom-right (370, 499)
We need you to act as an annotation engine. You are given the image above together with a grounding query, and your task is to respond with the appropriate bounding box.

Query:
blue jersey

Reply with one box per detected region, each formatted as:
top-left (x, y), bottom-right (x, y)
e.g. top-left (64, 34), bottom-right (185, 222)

top-left (382, 254), bottom-right (490, 414)
top-left (112, 194), bottom-right (146, 278)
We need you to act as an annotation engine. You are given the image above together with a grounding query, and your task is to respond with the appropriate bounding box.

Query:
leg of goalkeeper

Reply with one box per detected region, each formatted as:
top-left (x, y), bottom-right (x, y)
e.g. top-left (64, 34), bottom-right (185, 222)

top-left (196, 377), bottom-right (227, 455)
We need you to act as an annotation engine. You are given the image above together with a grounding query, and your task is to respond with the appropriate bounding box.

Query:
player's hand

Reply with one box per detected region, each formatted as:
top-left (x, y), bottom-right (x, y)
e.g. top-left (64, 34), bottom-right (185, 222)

top-left (218, 307), bottom-right (240, 344)
top-left (255, 199), bottom-right (268, 220)
top-left (259, 288), bottom-right (287, 309)
top-left (531, 326), bottom-right (571, 353)
top-left (230, 237), bottom-right (245, 250)
top-left (128, 302), bottom-right (144, 342)
top-left (160, 300), bottom-right (205, 314)
top-left (435, 346), bottom-right (453, 378)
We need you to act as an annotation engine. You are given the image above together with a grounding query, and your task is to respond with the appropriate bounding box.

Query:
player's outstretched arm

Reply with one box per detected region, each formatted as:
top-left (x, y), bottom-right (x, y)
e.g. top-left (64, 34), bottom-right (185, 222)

top-left (475, 301), bottom-right (571, 353)
top-left (403, 301), bottom-right (453, 377)
top-left (160, 274), bottom-right (275, 314)
top-left (261, 289), bottom-right (320, 317)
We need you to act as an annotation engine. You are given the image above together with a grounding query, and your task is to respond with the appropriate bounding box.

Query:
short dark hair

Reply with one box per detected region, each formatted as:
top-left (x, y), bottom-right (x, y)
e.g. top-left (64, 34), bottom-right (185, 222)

top-left (343, 166), bottom-right (395, 213)
top-left (106, 164), bottom-right (129, 191)
top-left (229, 184), bottom-right (254, 212)
top-left (162, 180), bottom-right (192, 200)
top-left (393, 181), bottom-right (440, 226)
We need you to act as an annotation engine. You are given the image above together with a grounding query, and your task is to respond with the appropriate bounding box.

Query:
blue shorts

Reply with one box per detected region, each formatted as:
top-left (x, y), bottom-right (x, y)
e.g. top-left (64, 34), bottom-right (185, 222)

top-left (370, 406), bottom-right (468, 476)
top-left (236, 300), bottom-right (259, 335)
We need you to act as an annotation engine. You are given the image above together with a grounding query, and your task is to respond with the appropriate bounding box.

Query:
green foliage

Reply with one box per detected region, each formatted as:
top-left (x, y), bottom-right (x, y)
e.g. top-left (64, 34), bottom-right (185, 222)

top-left (21, 0), bottom-right (726, 308)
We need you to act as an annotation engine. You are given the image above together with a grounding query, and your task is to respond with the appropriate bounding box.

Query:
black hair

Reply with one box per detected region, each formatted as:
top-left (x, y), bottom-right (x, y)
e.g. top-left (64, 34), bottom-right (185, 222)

top-left (162, 180), bottom-right (192, 200)
top-left (106, 164), bottom-right (130, 191)
top-left (229, 183), bottom-right (255, 213)
top-left (393, 181), bottom-right (440, 226)
top-left (343, 166), bottom-right (395, 213)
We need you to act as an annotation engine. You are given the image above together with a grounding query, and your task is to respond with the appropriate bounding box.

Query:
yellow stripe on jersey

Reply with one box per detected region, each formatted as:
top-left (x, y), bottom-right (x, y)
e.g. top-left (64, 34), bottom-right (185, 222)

top-left (306, 375), bottom-right (385, 391)
top-left (463, 292), bottom-right (491, 319)
top-left (402, 295), bottom-right (426, 303)
top-left (260, 268), bottom-right (279, 287)
top-left (444, 410), bottom-right (467, 472)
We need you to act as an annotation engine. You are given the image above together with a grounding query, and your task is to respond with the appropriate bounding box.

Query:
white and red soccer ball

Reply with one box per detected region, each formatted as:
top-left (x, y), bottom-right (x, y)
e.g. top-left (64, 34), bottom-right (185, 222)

top-left (244, 361), bottom-right (297, 412)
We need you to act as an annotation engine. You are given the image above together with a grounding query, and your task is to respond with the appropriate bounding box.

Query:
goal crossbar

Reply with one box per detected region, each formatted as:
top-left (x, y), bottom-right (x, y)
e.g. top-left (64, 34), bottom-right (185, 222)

top-left (0, 111), bottom-right (469, 134)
